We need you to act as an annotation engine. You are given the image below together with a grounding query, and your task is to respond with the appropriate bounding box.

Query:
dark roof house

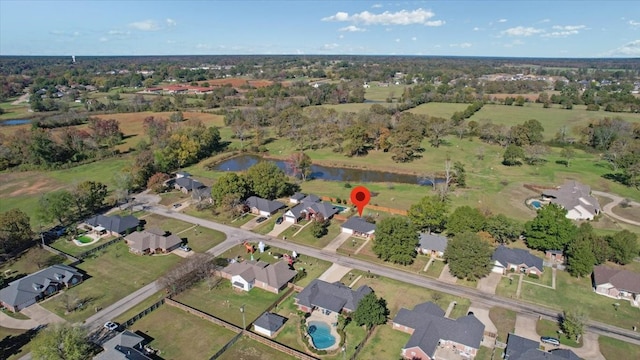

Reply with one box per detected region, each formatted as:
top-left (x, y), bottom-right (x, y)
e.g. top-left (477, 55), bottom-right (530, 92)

top-left (124, 228), bottom-right (182, 254)
top-left (285, 195), bottom-right (339, 223)
top-left (245, 196), bottom-right (285, 215)
top-left (253, 312), bottom-right (287, 337)
top-left (95, 330), bottom-right (151, 360)
top-left (85, 214), bottom-right (139, 234)
top-left (221, 260), bottom-right (297, 293)
top-left (295, 279), bottom-right (372, 313)
top-left (341, 216), bottom-right (376, 237)
top-left (418, 233), bottom-right (448, 255)
top-left (492, 246), bottom-right (544, 275)
top-left (0, 264), bottom-right (83, 312)
top-left (504, 333), bottom-right (580, 360)
top-left (174, 177), bottom-right (205, 192)
top-left (542, 180), bottom-right (600, 220)
top-left (593, 265), bottom-right (640, 305)
top-left (393, 301), bottom-right (485, 360)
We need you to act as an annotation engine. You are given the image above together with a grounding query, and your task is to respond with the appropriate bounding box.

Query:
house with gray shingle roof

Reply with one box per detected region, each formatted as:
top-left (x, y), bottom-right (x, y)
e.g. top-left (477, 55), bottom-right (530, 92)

top-left (0, 264), bottom-right (83, 312)
top-left (289, 192), bottom-right (306, 204)
top-left (593, 265), bottom-right (640, 306)
top-left (492, 245), bottom-right (544, 276)
top-left (84, 214), bottom-right (139, 236)
top-left (504, 333), bottom-right (580, 360)
top-left (392, 301), bottom-right (485, 360)
top-left (284, 193), bottom-right (339, 224)
top-left (418, 233), bottom-right (448, 258)
top-left (253, 312), bottom-right (287, 337)
top-left (245, 196), bottom-right (285, 217)
top-left (541, 180), bottom-right (601, 220)
top-left (295, 279), bottom-right (372, 314)
top-left (220, 260), bottom-right (296, 294)
top-left (341, 216), bottom-right (376, 238)
top-left (95, 330), bottom-right (151, 360)
top-left (124, 228), bottom-right (182, 255)
top-left (174, 177), bottom-right (205, 194)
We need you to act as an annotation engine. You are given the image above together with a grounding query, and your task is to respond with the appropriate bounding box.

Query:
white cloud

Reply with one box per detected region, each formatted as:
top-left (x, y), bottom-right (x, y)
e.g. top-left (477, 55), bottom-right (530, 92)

top-left (108, 30), bottom-right (130, 36)
top-left (166, 18), bottom-right (177, 27)
top-left (542, 25), bottom-right (586, 37)
top-left (412, 36), bottom-right (417, 41)
top-left (99, 37), bottom-right (108, 42)
top-left (372, 3), bottom-right (382, 8)
top-left (540, 18), bottom-right (551, 23)
top-left (322, 8), bottom-right (443, 26)
top-left (322, 43), bottom-right (339, 50)
top-left (450, 42), bottom-right (472, 48)
top-left (498, 19), bottom-right (507, 23)
top-left (629, 20), bottom-right (640, 27)
top-left (339, 25), bottom-right (366, 32)
top-left (49, 30), bottom-right (81, 37)
top-left (338, 34), bottom-right (344, 39)
top-left (502, 26), bottom-right (544, 36)
top-left (395, 38), bottom-right (400, 42)
top-left (166, 40), bottom-right (176, 44)
top-left (129, 20), bottom-right (160, 31)
top-left (608, 40), bottom-right (640, 56)
top-left (473, 27), bottom-right (481, 31)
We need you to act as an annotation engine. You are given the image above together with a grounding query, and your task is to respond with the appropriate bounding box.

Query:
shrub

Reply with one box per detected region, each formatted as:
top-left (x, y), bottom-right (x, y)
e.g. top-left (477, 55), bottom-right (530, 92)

top-left (344, 183), bottom-right (352, 188)
top-left (528, 273), bottom-right (540, 279)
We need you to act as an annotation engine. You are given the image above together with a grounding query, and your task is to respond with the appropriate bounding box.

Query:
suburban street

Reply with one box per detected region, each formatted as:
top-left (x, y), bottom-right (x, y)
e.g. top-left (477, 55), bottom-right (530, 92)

top-left (144, 206), bottom-right (640, 346)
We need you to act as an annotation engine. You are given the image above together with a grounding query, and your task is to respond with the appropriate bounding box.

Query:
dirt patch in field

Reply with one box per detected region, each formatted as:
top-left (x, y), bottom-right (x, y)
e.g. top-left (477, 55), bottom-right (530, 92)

top-left (0, 174), bottom-right (59, 197)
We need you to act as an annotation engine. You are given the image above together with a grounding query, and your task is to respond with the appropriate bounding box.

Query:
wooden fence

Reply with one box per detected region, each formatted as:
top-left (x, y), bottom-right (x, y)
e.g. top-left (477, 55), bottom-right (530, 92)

top-left (209, 332), bottom-right (243, 359)
top-left (42, 244), bottom-right (79, 263)
top-left (78, 237), bottom-right (123, 259)
top-left (349, 325), bottom-right (376, 360)
top-left (165, 298), bottom-right (243, 332)
top-left (243, 331), bottom-right (319, 360)
top-left (121, 298), bottom-right (165, 329)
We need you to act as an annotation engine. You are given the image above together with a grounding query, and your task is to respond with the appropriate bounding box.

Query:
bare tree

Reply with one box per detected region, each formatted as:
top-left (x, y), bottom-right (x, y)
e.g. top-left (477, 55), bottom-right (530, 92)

top-left (159, 253), bottom-right (216, 296)
top-left (437, 159), bottom-right (454, 201)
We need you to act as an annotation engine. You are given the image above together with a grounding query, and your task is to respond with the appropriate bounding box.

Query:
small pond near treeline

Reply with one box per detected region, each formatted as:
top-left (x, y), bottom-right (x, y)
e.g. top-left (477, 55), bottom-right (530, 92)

top-left (211, 154), bottom-right (442, 186)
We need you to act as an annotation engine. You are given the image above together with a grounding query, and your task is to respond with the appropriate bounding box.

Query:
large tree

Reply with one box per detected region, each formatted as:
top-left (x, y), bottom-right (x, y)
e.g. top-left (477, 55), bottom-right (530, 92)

top-left (245, 161), bottom-right (290, 200)
top-left (286, 152), bottom-right (312, 181)
top-left (72, 181), bottom-right (108, 217)
top-left (37, 190), bottom-right (76, 225)
top-left (407, 195), bottom-right (449, 233)
top-left (30, 324), bottom-right (91, 360)
top-left (372, 216), bottom-right (419, 265)
top-left (561, 308), bottom-right (588, 342)
top-left (607, 230), bottom-right (639, 265)
top-left (446, 206), bottom-right (485, 236)
top-left (0, 208), bottom-right (33, 254)
top-left (484, 214), bottom-right (522, 244)
top-left (565, 225), bottom-right (597, 278)
top-left (210, 172), bottom-right (248, 206)
top-left (444, 232), bottom-right (493, 280)
top-left (524, 203), bottom-right (576, 251)
top-left (502, 144), bottom-right (525, 166)
top-left (352, 292), bottom-right (389, 329)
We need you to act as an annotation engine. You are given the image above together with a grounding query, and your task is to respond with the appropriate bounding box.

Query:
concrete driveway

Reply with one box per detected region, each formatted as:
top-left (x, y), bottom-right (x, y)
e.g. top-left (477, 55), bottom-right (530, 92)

top-left (554, 332), bottom-right (605, 360)
top-left (323, 232), bottom-right (351, 252)
top-left (468, 302), bottom-right (498, 348)
top-left (438, 264), bottom-right (458, 283)
top-left (514, 314), bottom-right (539, 341)
top-left (268, 219), bottom-right (293, 237)
top-left (318, 263), bottom-right (352, 283)
top-left (0, 310), bottom-right (39, 330)
top-left (240, 215), bottom-right (263, 230)
top-left (21, 303), bottom-right (66, 325)
top-left (477, 272), bottom-right (502, 294)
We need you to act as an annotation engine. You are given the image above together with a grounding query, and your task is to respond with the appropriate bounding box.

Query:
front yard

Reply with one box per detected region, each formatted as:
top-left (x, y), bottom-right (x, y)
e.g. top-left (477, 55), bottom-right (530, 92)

top-left (216, 336), bottom-right (297, 360)
top-left (350, 240), bottom-right (431, 275)
top-left (40, 242), bottom-right (182, 323)
top-left (128, 304), bottom-right (237, 359)
top-left (488, 307), bottom-right (517, 342)
top-left (599, 335), bottom-right (640, 360)
top-left (283, 221), bottom-right (342, 249)
top-left (355, 324), bottom-right (410, 360)
top-left (496, 270), bottom-right (640, 330)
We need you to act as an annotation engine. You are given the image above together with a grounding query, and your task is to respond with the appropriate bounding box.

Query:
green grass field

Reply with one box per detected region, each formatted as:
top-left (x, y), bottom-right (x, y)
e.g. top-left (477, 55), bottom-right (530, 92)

top-left (364, 83), bottom-right (407, 102)
top-left (537, 318), bottom-right (580, 347)
top-left (599, 335), bottom-right (640, 360)
top-left (128, 304), bottom-right (237, 359)
top-left (489, 307), bottom-right (517, 342)
top-left (355, 324), bottom-right (410, 360)
top-left (40, 242), bottom-right (181, 322)
top-left (216, 335), bottom-right (298, 360)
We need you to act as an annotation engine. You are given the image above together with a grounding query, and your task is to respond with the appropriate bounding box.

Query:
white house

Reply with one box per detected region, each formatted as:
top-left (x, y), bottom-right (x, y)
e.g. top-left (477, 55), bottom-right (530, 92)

top-left (253, 312), bottom-right (287, 337)
top-left (541, 180), bottom-right (601, 220)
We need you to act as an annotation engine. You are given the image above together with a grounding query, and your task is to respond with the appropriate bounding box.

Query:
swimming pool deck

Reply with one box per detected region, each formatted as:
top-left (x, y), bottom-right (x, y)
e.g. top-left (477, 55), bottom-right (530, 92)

top-left (306, 310), bottom-right (341, 352)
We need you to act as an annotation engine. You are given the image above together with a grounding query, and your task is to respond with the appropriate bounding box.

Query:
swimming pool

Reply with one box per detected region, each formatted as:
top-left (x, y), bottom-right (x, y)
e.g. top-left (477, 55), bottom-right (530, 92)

top-left (307, 321), bottom-right (336, 350)
top-left (334, 205), bottom-right (348, 213)
top-left (531, 200), bottom-right (542, 209)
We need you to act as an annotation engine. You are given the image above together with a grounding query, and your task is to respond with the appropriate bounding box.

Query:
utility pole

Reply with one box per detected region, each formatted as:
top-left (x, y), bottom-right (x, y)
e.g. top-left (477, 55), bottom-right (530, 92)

top-left (240, 304), bottom-right (246, 330)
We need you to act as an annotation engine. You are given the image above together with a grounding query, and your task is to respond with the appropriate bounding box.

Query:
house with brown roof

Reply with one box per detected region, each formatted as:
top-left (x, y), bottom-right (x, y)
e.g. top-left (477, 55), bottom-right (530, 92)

top-left (124, 228), bottom-right (182, 255)
top-left (541, 180), bottom-right (601, 220)
top-left (593, 265), bottom-right (640, 306)
top-left (219, 260), bottom-right (296, 294)
top-left (392, 302), bottom-right (485, 360)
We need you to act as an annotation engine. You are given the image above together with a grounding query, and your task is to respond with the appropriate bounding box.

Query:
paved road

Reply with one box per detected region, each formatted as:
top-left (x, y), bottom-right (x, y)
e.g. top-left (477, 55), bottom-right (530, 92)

top-left (592, 190), bottom-right (640, 226)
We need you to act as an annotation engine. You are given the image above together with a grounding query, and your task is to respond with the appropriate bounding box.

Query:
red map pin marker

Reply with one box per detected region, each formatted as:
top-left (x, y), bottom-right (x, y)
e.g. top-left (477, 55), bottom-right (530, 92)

top-left (350, 186), bottom-right (371, 217)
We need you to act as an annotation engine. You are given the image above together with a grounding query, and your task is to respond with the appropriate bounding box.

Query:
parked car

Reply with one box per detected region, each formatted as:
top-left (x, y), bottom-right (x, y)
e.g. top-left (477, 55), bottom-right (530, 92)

top-left (179, 244), bottom-right (191, 252)
top-left (540, 336), bottom-right (560, 346)
top-left (104, 321), bottom-right (119, 331)
top-left (276, 217), bottom-right (284, 224)
top-left (173, 203), bottom-right (181, 209)
top-left (256, 217), bottom-right (267, 223)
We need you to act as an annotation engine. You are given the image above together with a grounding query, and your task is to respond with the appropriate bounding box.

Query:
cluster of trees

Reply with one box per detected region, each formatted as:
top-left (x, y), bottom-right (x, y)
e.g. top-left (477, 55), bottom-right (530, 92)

top-left (524, 203), bottom-right (639, 277)
top-left (352, 292), bottom-right (389, 330)
top-left (36, 181), bottom-right (109, 226)
top-left (209, 162), bottom-right (294, 214)
top-left (0, 208), bottom-right (33, 255)
top-left (159, 253), bottom-right (219, 296)
top-left (0, 117), bottom-right (123, 170)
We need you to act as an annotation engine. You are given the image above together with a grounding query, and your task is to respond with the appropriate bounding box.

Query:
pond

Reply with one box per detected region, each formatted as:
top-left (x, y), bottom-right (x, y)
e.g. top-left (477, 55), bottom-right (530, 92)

top-left (212, 155), bottom-right (442, 186)
top-left (1, 119), bottom-right (31, 126)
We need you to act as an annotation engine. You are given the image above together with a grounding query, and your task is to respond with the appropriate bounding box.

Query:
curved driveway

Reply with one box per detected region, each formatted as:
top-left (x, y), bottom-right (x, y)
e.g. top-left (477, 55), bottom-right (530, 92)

top-left (592, 190), bottom-right (640, 226)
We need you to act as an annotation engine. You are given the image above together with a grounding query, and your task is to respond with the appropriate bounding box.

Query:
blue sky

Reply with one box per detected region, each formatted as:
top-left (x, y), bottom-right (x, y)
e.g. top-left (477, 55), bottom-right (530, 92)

top-left (1, 1), bottom-right (639, 57)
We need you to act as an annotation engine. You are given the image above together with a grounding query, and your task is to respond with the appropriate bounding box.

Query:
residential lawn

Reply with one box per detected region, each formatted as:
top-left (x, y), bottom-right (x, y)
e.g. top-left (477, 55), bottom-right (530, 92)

top-left (495, 275), bottom-right (519, 299)
top-left (536, 319), bottom-right (581, 348)
top-left (489, 307), bottom-right (517, 342)
top-left (216, 336), bottom-right (297, 360)
top-left (0, 326), bottom-right (36, 360)
top-left (279, 224), bottom-right (302, 240)
top-left (475, 346), bottom-right (493, 360)
top-left (287, 221), bottom-right (342, 249)
top-left (174, 280), bottom-right (281, 327)
top-left (350, 240), bottom-right (431, 275)
top-left (517, 270), bottom-right (640, 330)
top-left (128, 304), bottom-right (236, 360)
top-left (183, 207), bottom-right (247, 227)
top-left (158, 191), bottom-right (190, 206)
top-left (252, 215), bottom-right (278, 235)
top-left (336, 237), bottom-right (366, 256)
top-left (175, 225), bottom-right (226, 253)
top-left (142, 214), bottom-right (194, 234)
top-left (598, 335), bottom-right (640, 360)
top-left (50, 235), bottom-right (118, 257)
top-left (0, 247), bottom-right (65, 280)
top-left (346, 270), bottom-right (471, 319)
top-left (40, 242), bottom-right (182, 323)
top-left (355, 324), bottom-right (409, 360)
top-left (1, 308), bottom-right (30, 320)
top-left (424, 258), bottom-right (445, 278)
top-left (521, 268), bottom-right (553, 287)
top-left (113, 291), bottom-right (166, 324)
